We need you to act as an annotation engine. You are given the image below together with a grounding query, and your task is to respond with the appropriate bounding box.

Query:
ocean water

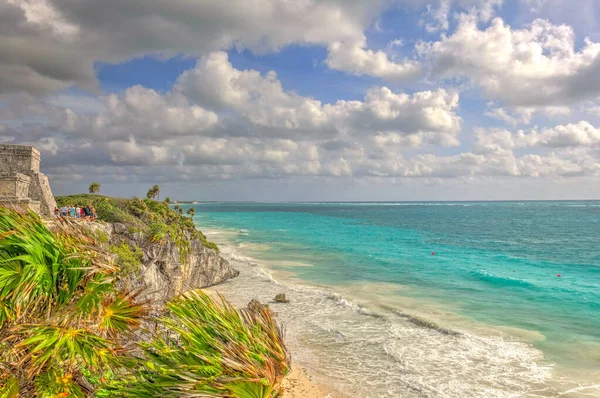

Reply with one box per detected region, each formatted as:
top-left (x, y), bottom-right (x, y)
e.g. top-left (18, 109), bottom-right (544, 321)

top-left (185, 201), bottom-right (600, 397)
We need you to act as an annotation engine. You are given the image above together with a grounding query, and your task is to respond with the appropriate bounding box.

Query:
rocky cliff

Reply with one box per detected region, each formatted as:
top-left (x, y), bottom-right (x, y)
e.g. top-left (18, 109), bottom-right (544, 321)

top-left (92, 222), bottom-right (239, 303)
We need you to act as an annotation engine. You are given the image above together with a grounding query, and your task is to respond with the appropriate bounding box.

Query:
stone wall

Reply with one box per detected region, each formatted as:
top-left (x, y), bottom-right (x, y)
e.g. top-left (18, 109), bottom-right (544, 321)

top-left (0, 144), bottom-right (40, 174)
top-left (0, 198), bottom-right (41, 214)
top-left (29, 172), bottom-right (57, 216)
top-left (0, 145), bottom-right (56, 217)
top-left (0, 173), bottom-right (31, 198)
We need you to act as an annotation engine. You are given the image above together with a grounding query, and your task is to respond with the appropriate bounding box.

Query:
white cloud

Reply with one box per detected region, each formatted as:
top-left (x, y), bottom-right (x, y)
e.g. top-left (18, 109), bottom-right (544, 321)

top-left (1, 0), bottom-right (599, 197)
top-left (325, 39), bottom-right (421, 81)
top-left (422, 0), bottom-right (451, 33)
top-left (0, 0), bottom-right (416, 95)
top-left (419, 15), bottom-right (600, 107)
top-left (387, 39), bottom-right (405, 48)
top-left (484, 104), bottom-right (570, 125)
top-left (475, 121), bottom-right (600, 150)
top-left (177, 52), bottom-right (459, 138)
top-left (585, 105), bottom-right (600, 116)
top-left (524, 121), bottom-right (600, 148)
top-left (63, 85), bottom-right (218, 142)
top-left (420, 0), bottom-right (503, 33)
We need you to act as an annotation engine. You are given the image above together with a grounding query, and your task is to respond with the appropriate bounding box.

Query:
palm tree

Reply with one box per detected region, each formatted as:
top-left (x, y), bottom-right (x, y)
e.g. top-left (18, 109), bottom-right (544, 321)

top-left (89, 182), bottom-right (101, 195)
top-left (186, 208), bottom-right (195, 217)
top-left (164, 197), bottom-right (171, 204)
top-left (107, 290), bottom-right (290, 397)
top-left (0, 208), bottom-right (145, 397)
top-left (146, 185), bottom-right (160, 201)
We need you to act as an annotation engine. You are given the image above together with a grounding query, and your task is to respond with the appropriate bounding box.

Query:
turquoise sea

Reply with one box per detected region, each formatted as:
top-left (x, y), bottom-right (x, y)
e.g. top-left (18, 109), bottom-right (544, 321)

top-left (185, 201), bottom-right (600, 397)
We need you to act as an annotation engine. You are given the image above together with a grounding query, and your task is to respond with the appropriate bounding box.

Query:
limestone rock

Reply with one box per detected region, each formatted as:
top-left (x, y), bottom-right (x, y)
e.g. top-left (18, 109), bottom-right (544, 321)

top-left (113, 223), bottom-right (127, 234)
top-left (113, 229), bottom-right (239, 304)
top-left (87, 222), bottom-right (113, 240)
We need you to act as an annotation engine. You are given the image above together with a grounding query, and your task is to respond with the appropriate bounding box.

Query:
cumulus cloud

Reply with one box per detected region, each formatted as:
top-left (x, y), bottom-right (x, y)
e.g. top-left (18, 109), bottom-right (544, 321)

top-left (325, 39), bottom-right (421, 81)
top-left (419, 15), bottom-right (600, 107)
top-left (1, 0), bottom-right (599, 196)
top-left (60, 85), bottom-right (218, 142)
top-left (475, 121), bottom-right (600, 151)
top-left (0, 51), bottom-right (462, 182)
top-left (0, 0), bottom-right (417, 95)
top-left (176, 52), bottom-right (459, 137)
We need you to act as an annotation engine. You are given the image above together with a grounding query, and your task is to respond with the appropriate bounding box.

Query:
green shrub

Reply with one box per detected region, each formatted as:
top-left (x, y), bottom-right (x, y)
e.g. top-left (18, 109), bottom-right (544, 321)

top-left (109, 242), bottom-right (144, 274)
top-left (127, 226), bottom-right (141, 234)
top-left (0, 208), bottom-right (145, 396)
top-left (95, 229), bottom-right (110, 243)
top-left (56, 192), bottom-right (220, 258)
top-left (127, 197), bottom-right (148, 217)
top-left (149, 222), bottom-right (168, 243)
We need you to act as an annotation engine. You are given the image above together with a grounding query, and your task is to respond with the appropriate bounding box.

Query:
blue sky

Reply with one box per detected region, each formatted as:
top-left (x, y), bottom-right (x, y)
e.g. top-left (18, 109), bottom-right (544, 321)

top-left (1, 0), bottom-right (600, 200)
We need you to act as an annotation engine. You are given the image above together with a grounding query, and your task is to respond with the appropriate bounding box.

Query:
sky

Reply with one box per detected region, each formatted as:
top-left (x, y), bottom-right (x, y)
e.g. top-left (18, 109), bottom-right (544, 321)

top-left (2, 0), bottom-right (600, 201)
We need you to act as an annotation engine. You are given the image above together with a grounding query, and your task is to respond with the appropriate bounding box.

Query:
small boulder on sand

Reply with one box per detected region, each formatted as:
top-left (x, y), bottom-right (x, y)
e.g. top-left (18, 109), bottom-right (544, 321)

top-left (274, 293), bottom-right (290, 303)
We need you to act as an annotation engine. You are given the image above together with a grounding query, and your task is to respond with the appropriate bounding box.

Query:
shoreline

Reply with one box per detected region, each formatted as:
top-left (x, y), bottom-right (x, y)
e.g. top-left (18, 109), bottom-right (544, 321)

top-left (280, 365), bottom-right (340, 398)
top-left (199, 224), bottom-right (599, 397)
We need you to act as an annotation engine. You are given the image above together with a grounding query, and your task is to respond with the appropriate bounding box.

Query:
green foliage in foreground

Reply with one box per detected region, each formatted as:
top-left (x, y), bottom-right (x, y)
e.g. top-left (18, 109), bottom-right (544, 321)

top-left (106, 290), bottom-right (290, 397)
top-left (0, 208), bottom-right (289, 398)
top-left (0, 208), bottom-right (144, 397)
top-left (56, 193), bottom-right (219, 255)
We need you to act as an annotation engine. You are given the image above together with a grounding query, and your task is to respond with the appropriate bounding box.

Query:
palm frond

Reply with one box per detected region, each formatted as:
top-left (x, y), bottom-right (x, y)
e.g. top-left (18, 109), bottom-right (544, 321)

top-left (108, 290), bottom-right (290, 398)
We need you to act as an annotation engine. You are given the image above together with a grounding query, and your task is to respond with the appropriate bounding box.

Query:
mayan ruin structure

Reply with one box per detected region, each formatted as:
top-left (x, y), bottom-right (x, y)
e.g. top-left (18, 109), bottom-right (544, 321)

top-left (0, 144), bottom-right (57, 217)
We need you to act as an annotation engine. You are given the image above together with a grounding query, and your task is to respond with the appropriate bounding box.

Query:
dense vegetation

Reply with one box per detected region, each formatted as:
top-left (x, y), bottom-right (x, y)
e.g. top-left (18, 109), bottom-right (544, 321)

top-left (0, 208), bottom-right (145, 396)
top-left (0, 208), bottom-right (290, 397)
top-left (55, 193), bottom-right (219, 254)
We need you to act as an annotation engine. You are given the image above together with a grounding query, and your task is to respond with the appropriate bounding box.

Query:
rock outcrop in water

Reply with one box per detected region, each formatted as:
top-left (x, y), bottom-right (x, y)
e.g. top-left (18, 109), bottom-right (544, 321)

top-left (90, 221), bottom-right (239, 303)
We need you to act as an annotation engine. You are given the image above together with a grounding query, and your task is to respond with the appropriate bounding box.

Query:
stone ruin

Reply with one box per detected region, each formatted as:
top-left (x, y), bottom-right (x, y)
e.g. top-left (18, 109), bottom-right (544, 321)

top-left (0, 144), bottom-right (57, 217)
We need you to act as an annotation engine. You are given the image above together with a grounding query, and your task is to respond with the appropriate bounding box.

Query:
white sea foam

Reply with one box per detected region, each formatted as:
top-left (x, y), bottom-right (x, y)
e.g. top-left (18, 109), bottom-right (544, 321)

top-left (206, 237), bottom-right (571, 398)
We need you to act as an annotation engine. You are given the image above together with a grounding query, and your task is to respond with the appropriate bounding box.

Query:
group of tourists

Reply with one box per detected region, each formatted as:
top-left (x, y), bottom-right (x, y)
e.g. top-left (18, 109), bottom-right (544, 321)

top-left (55, 204), bottom-right (97, 221)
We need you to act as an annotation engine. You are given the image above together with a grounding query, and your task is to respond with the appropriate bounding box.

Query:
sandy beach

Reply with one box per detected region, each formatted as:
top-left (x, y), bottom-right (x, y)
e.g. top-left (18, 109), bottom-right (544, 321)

top-left (280, 366), bottom-right (336, 398)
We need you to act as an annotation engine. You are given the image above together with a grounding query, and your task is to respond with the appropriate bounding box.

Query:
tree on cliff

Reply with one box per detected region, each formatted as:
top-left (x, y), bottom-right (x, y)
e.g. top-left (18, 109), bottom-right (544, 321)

top-left (89, 182), bottom-right (101, 194)
top-left (164, 197), bottom-right (171, 204)
top-left (187, 207), bottom-right (195, 217)
top-left (146, 185), bottom-right (160, 201)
